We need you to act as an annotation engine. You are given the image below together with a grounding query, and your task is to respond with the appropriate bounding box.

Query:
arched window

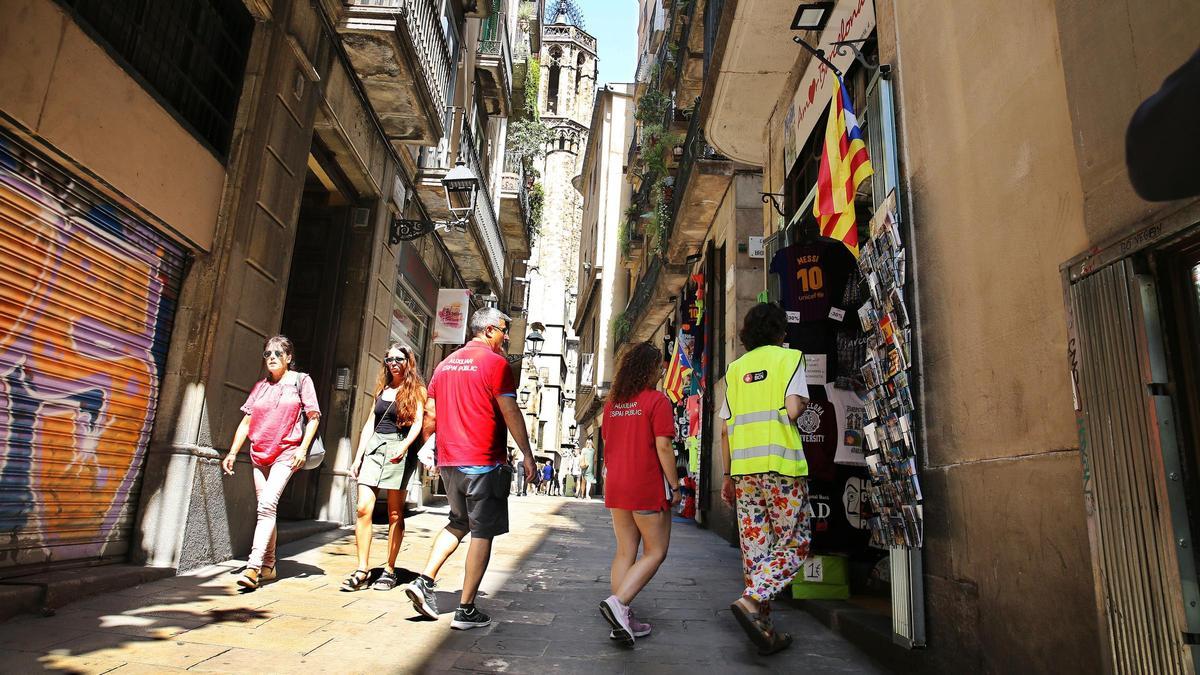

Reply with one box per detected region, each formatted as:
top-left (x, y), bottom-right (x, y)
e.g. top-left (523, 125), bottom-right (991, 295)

top-left (547, 47), bottom-right (562, 114)
top-left (575, 52), bottom-right (586, 99)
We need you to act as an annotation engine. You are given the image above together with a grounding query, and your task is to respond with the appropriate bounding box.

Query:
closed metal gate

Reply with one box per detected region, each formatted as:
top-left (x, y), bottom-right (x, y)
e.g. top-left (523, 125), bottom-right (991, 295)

top-left (1069, 257), bottom-right (1197, 674)
top-left (0, 132), bottom-right (185, 574)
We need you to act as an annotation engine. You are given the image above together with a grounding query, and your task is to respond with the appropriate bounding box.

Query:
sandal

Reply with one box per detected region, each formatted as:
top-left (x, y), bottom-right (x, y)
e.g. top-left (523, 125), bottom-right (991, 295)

top-left (729, 598), bottom-right (773, 652)
top-left (372, 570), bottom-right (398, 591)
top-left (758, 629), bottom-right (793, 656)
top-left (341, 569), bottom-right (370, 592)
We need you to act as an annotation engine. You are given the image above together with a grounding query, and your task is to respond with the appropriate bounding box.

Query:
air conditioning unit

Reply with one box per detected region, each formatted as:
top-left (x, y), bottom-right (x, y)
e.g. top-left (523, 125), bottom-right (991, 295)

top-left (579, 353), bottom-right (595, 392)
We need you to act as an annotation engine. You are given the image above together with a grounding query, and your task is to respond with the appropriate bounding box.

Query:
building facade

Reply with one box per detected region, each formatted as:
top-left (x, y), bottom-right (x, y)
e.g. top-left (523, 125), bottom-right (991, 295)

top-left (573, 82), bottom-right (636, 467)
top-left (0, 0), bottom-right (532, 578)
top-left (600, 0), bottom-right (1200, 671)
top-left (519, 1), bottom-right (595, 467)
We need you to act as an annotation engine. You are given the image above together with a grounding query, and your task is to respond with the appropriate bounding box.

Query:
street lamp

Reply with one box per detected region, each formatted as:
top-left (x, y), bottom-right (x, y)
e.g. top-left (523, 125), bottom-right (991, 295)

top-left (388, 160), bottom-right (480, 243)
top-left (525, 329), bottom-right (545, 356)
top-left (568, 423), bottom-right (577, 440)
top-left (518, 387), bottom-right (531, 406)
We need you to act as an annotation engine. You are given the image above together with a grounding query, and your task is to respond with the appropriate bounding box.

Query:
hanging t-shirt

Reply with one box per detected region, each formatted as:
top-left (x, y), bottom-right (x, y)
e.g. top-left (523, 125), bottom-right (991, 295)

top-left (769, 238), bottom-right (858, 323)
top-left (602, 389), bottom-right (676, 511)
top-left (831, 387), bottom-right (868, 466)
top-left (795, 385), bottom-right (838, 481)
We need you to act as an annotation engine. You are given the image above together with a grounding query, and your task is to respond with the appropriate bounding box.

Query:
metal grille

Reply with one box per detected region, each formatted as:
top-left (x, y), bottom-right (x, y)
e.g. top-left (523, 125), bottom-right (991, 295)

top-left (1071, 259), bottom-right (1193, 674)
top-left (59, 0), bottom-right (253, 159)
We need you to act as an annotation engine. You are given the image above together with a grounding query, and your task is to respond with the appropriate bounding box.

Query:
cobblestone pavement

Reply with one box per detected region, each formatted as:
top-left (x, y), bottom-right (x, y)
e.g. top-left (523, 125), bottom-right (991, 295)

top-left (0, 496), bottom-right (884, 674)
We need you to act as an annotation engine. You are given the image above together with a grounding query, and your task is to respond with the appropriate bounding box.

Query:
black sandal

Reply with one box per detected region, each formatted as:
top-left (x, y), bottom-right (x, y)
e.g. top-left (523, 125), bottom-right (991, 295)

top-left (372, 570), bottom-right (398, 591)
top-left (730, 598), bottom-right (773, 652)
top-left (341, 569), bottom-right (369, 592)
top-left (758, 629), bottom-right (793, 656)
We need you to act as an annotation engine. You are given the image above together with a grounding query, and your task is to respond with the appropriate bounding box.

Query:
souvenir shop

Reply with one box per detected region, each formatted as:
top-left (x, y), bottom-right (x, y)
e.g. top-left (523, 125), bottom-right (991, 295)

top-left (762, 1), bottom-right (926, 647)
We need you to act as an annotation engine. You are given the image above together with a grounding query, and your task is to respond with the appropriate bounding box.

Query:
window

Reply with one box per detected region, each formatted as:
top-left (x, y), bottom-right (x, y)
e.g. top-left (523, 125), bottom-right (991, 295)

top-left (391, 285), bottom-right (431, 373)
top-left (59, 0), bottom-right (253, 159)
top-left (547, 47), bottom-right (562, 114)
top-left (575, 52), bottom-right (585, 98)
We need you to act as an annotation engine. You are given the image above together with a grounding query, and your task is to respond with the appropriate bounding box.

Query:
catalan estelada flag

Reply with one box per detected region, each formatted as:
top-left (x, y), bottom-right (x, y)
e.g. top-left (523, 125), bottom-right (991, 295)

top-left (813, 76), bottom-right (873, 257)
top-left (663, 337), bottom-right (692, 404)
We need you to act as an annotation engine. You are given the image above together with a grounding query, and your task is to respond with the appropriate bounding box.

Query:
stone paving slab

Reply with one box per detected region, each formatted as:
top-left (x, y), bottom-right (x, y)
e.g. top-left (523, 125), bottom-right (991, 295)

top-left (0, 496), bottom-right (885, 673)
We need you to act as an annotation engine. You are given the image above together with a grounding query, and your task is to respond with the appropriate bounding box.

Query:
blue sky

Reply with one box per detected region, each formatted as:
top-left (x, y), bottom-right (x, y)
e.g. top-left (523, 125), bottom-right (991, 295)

top-left (575, 0), bottom-right (638, 85)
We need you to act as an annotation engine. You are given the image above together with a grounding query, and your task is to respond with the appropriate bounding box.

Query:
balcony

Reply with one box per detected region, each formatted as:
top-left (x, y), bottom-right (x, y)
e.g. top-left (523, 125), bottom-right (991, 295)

top-left (339, 0), bottom-right (454, 146)
top-left (416, 108), bottom-right (507, 291)
top-left (620, 257), bottom-right (688, 344)
top-left (476, 10), bottom-right (514, 116)
top-left (664, 101), bottom-right (732, 263)
top-left (499, 151), bottom-right (534, 258)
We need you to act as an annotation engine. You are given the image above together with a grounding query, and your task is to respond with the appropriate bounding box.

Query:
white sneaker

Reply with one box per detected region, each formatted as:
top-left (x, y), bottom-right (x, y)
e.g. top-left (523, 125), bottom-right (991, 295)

top-left (610, 611), bottom-right (651, 639)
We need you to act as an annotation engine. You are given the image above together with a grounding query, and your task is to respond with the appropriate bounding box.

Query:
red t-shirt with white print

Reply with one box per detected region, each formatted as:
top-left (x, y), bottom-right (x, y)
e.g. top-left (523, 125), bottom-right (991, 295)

top-left (602, 389), bottom-right (677, 511)
top-left (241, 371), bottom-right (321, 466)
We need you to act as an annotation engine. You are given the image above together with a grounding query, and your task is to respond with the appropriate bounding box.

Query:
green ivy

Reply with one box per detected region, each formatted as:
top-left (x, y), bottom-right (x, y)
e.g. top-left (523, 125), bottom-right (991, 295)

top-left (619, 221), bottom-right (631, 260)
top-left (525, 57), bottom-right (541, 119)
top-left (529, 182), bottom-right (545, 237)
top-left (635, 89), bottom-right (670, 126)
top-left (613, 313), bottom-right (633, 345)
top-left (509, 119), bottom-right (553, 161)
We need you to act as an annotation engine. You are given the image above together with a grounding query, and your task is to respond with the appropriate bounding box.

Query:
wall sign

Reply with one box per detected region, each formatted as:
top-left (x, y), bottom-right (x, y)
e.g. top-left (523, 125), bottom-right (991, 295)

top-left (432, 288), bottom-right (470, 344)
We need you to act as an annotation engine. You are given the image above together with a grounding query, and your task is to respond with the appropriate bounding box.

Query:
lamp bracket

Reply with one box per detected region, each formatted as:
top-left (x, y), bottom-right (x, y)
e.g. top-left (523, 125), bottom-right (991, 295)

top-left (761, 192), bottom-right (787, 218)
top-left (389, 217), bottom-right (468, 244)
top-left (829, 37), bottom-right (877, 72)
top-left (791, 36), bottom-right (842, 78)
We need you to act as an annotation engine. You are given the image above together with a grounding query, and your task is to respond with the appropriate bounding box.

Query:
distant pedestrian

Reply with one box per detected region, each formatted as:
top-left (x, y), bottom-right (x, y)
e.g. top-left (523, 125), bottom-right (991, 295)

top-left (221, 336), bottom-right (320, 590)
top-left (560, 451), bottom-right (577, 496)
top-left (720, 303), bottom-right (811, 655)
top-left (598, 342), bottom-right (681, 646)
top-left (579, 439), bottom-right (596, 499)
top-left (343, 344), bottom-right (425, 592)
top-left (404, 308), bottom-right (536, 630)
top-left (543, 460), bottom-right (556, 495)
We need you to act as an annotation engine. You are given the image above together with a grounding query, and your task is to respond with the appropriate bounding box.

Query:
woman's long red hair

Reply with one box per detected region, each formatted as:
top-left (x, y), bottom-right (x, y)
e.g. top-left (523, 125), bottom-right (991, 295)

top-left (375, 344), bottom-right (426, 426)
top-left (609, 342), bottom-right (663, 404)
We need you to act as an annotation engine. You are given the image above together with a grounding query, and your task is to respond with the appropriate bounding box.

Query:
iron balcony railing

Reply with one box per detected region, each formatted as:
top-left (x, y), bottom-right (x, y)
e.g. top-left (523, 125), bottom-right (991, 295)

top-left (458, 118), bottom-right (507, 287)
top-left (478, 10), bottom-right (513, 103)
top-left (667, 99), bottom-right (721, 242)
top-left (351, 0), bottom-right (454, 120)
top-left (623, 256), bottom-right (662, 334)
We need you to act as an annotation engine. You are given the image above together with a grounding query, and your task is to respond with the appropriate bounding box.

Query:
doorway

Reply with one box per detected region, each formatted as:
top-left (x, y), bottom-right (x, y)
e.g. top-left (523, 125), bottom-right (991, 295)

top-left (276, 152), bottom-right (352, 520)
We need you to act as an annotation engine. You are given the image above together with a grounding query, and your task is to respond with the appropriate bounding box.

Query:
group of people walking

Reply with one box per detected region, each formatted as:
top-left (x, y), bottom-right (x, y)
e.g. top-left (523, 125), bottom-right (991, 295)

top-left (513, 442), bottom-right (596, 497)
top-left (222, 302), bottom-right (812, 655)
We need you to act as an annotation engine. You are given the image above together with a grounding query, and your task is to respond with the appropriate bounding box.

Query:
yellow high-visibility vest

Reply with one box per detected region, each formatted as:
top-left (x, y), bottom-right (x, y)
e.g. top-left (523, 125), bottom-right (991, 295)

top-left (724, 345), bottom-right (808, 477)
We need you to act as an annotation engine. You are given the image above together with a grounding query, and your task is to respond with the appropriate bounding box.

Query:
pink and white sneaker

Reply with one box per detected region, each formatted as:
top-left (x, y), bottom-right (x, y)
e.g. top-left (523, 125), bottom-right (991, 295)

top-left (611, 610), bottom-right (651, 639)
top-left (599, 595), bottom-right (635, 646)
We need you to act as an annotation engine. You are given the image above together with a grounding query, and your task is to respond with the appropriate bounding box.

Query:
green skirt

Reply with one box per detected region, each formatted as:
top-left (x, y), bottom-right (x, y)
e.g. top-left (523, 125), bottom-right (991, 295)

top-left (357, 431), bottom-right (412, 490)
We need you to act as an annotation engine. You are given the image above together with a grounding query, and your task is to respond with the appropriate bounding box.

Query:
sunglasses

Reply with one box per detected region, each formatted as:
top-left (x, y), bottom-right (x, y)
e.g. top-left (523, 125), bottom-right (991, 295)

top-left (490, 324), bottom-right (510, 334)
top-left (384, 356), bottom-right (408, 364)
top-left (263, 350), bottom-right (286, 359)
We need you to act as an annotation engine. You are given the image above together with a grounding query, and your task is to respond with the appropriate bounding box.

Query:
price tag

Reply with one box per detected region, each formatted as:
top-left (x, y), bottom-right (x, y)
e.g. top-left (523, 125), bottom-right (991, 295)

top-left (803, 558), bottom-right (824, 583)
top-left (829, 307), bottom-right (846, 322)
top-left (786, 311), bottom-right (801, 323)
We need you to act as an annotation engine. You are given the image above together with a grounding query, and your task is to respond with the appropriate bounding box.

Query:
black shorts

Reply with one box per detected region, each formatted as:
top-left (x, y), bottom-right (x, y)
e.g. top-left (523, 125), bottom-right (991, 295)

top-left (442, 466), bottom-right (513, 539)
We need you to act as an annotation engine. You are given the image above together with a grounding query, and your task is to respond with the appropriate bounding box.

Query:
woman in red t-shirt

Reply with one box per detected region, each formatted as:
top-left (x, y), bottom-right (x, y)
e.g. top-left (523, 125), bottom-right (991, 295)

top-left (598, 342), bottom-right (681, 646)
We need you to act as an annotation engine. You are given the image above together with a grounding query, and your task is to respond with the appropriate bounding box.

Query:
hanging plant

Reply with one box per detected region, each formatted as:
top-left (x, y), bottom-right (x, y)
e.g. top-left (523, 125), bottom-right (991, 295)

top-left (613, 313), bottom-right (633, 344)
top-left (529, 182), bottom-right (545, 237)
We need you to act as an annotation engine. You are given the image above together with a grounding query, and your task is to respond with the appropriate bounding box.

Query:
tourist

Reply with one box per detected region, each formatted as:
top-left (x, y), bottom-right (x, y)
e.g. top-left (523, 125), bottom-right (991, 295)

top-left (579, 439), bottom-right (596, 499)
top-left (404, 308), bottom-right (536, 630)
top-left (221, 336), bottom-right (320, 590)
top-left (560, 450), bottom-right (577, 497)
top-left (720, 303), bottom-right (811, 655)
top-left (343, 344), bottom-right (425, 592)
top-left (543, 459), bottom-right (555, 495)
top-left (597, 342), bottom-right (681, 646)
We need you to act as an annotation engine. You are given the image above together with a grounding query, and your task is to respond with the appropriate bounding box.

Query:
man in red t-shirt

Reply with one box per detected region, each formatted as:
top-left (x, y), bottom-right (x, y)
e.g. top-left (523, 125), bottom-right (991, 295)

top-left (404, 308), bottom-right (536, 631)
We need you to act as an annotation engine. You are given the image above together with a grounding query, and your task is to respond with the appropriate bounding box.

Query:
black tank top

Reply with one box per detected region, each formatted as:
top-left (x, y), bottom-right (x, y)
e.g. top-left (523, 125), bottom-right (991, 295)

top-left (374, 394), bottom-right (407, 435)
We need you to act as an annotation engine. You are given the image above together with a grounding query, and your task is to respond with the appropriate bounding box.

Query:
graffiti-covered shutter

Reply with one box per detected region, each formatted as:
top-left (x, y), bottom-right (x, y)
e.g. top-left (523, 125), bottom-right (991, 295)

top-left (0, 131), bottom-right (186, 573)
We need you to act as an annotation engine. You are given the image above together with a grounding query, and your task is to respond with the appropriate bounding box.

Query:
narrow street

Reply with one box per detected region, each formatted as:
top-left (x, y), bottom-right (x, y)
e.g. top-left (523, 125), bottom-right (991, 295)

top-left (0, 497), bottom-right (881, 674)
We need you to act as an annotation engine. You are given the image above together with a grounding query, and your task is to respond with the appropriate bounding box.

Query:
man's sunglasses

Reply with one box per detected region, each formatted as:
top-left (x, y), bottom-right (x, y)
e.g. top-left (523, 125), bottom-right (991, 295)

top-left (264, 350), bottom-right (286, 359)
top-left (384, 356), bottom-right (408, 364)
top-left (489, 324), bottom-right (510, 334)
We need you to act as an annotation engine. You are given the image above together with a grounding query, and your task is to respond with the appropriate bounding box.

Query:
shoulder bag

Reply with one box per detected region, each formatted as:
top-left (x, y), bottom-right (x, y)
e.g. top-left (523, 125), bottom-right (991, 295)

top-left (293, 373), bottom-right (325, 470)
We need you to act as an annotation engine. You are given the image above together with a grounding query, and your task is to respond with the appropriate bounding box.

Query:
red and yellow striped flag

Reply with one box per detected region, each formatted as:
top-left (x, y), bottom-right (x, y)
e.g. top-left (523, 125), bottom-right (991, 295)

top-left (813, 76), bottom-right (873, 257)
top-left (663, 337), bottom-right (692, 404)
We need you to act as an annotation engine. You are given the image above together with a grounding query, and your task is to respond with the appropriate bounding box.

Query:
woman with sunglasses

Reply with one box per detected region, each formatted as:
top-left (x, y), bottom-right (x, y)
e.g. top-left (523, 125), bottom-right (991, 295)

top-left (222, 336), bottom-right (320, 590)
top-left (343, 344), bottom-right (427, 591)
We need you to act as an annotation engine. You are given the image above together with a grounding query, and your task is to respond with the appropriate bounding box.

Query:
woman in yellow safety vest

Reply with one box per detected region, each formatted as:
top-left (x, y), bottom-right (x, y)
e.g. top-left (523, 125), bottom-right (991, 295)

top-left (719, 303), bottom-right (811, 656)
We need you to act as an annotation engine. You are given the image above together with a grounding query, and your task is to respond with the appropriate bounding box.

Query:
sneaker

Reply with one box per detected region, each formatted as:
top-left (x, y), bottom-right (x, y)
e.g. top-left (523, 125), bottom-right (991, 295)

top-left (450, 605), bottom-right (492, 630)
top-left (236, 567), bottom-right (259, 590)
top-left (405, 576), bottom-right (439, 619)
top-left (599, 595), bottom-right (635, 646)
top-left (259, 566), bottom-right (277, 584)
top-left (610, 611), bottom-right (651, 639)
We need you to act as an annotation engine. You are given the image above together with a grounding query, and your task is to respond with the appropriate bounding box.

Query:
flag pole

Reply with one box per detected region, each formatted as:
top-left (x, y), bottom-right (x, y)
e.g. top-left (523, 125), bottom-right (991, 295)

top-left (792, 36), bottom-right (842, 78)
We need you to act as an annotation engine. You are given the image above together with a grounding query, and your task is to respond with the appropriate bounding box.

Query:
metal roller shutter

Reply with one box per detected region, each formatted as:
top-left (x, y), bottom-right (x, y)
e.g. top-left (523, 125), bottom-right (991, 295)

top-left (0, 131), bottom-right (186, 574)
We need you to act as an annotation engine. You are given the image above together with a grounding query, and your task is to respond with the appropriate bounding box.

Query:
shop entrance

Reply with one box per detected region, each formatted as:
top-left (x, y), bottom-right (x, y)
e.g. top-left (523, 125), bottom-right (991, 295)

top-left (275, 153), bottom-right (352, 520)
